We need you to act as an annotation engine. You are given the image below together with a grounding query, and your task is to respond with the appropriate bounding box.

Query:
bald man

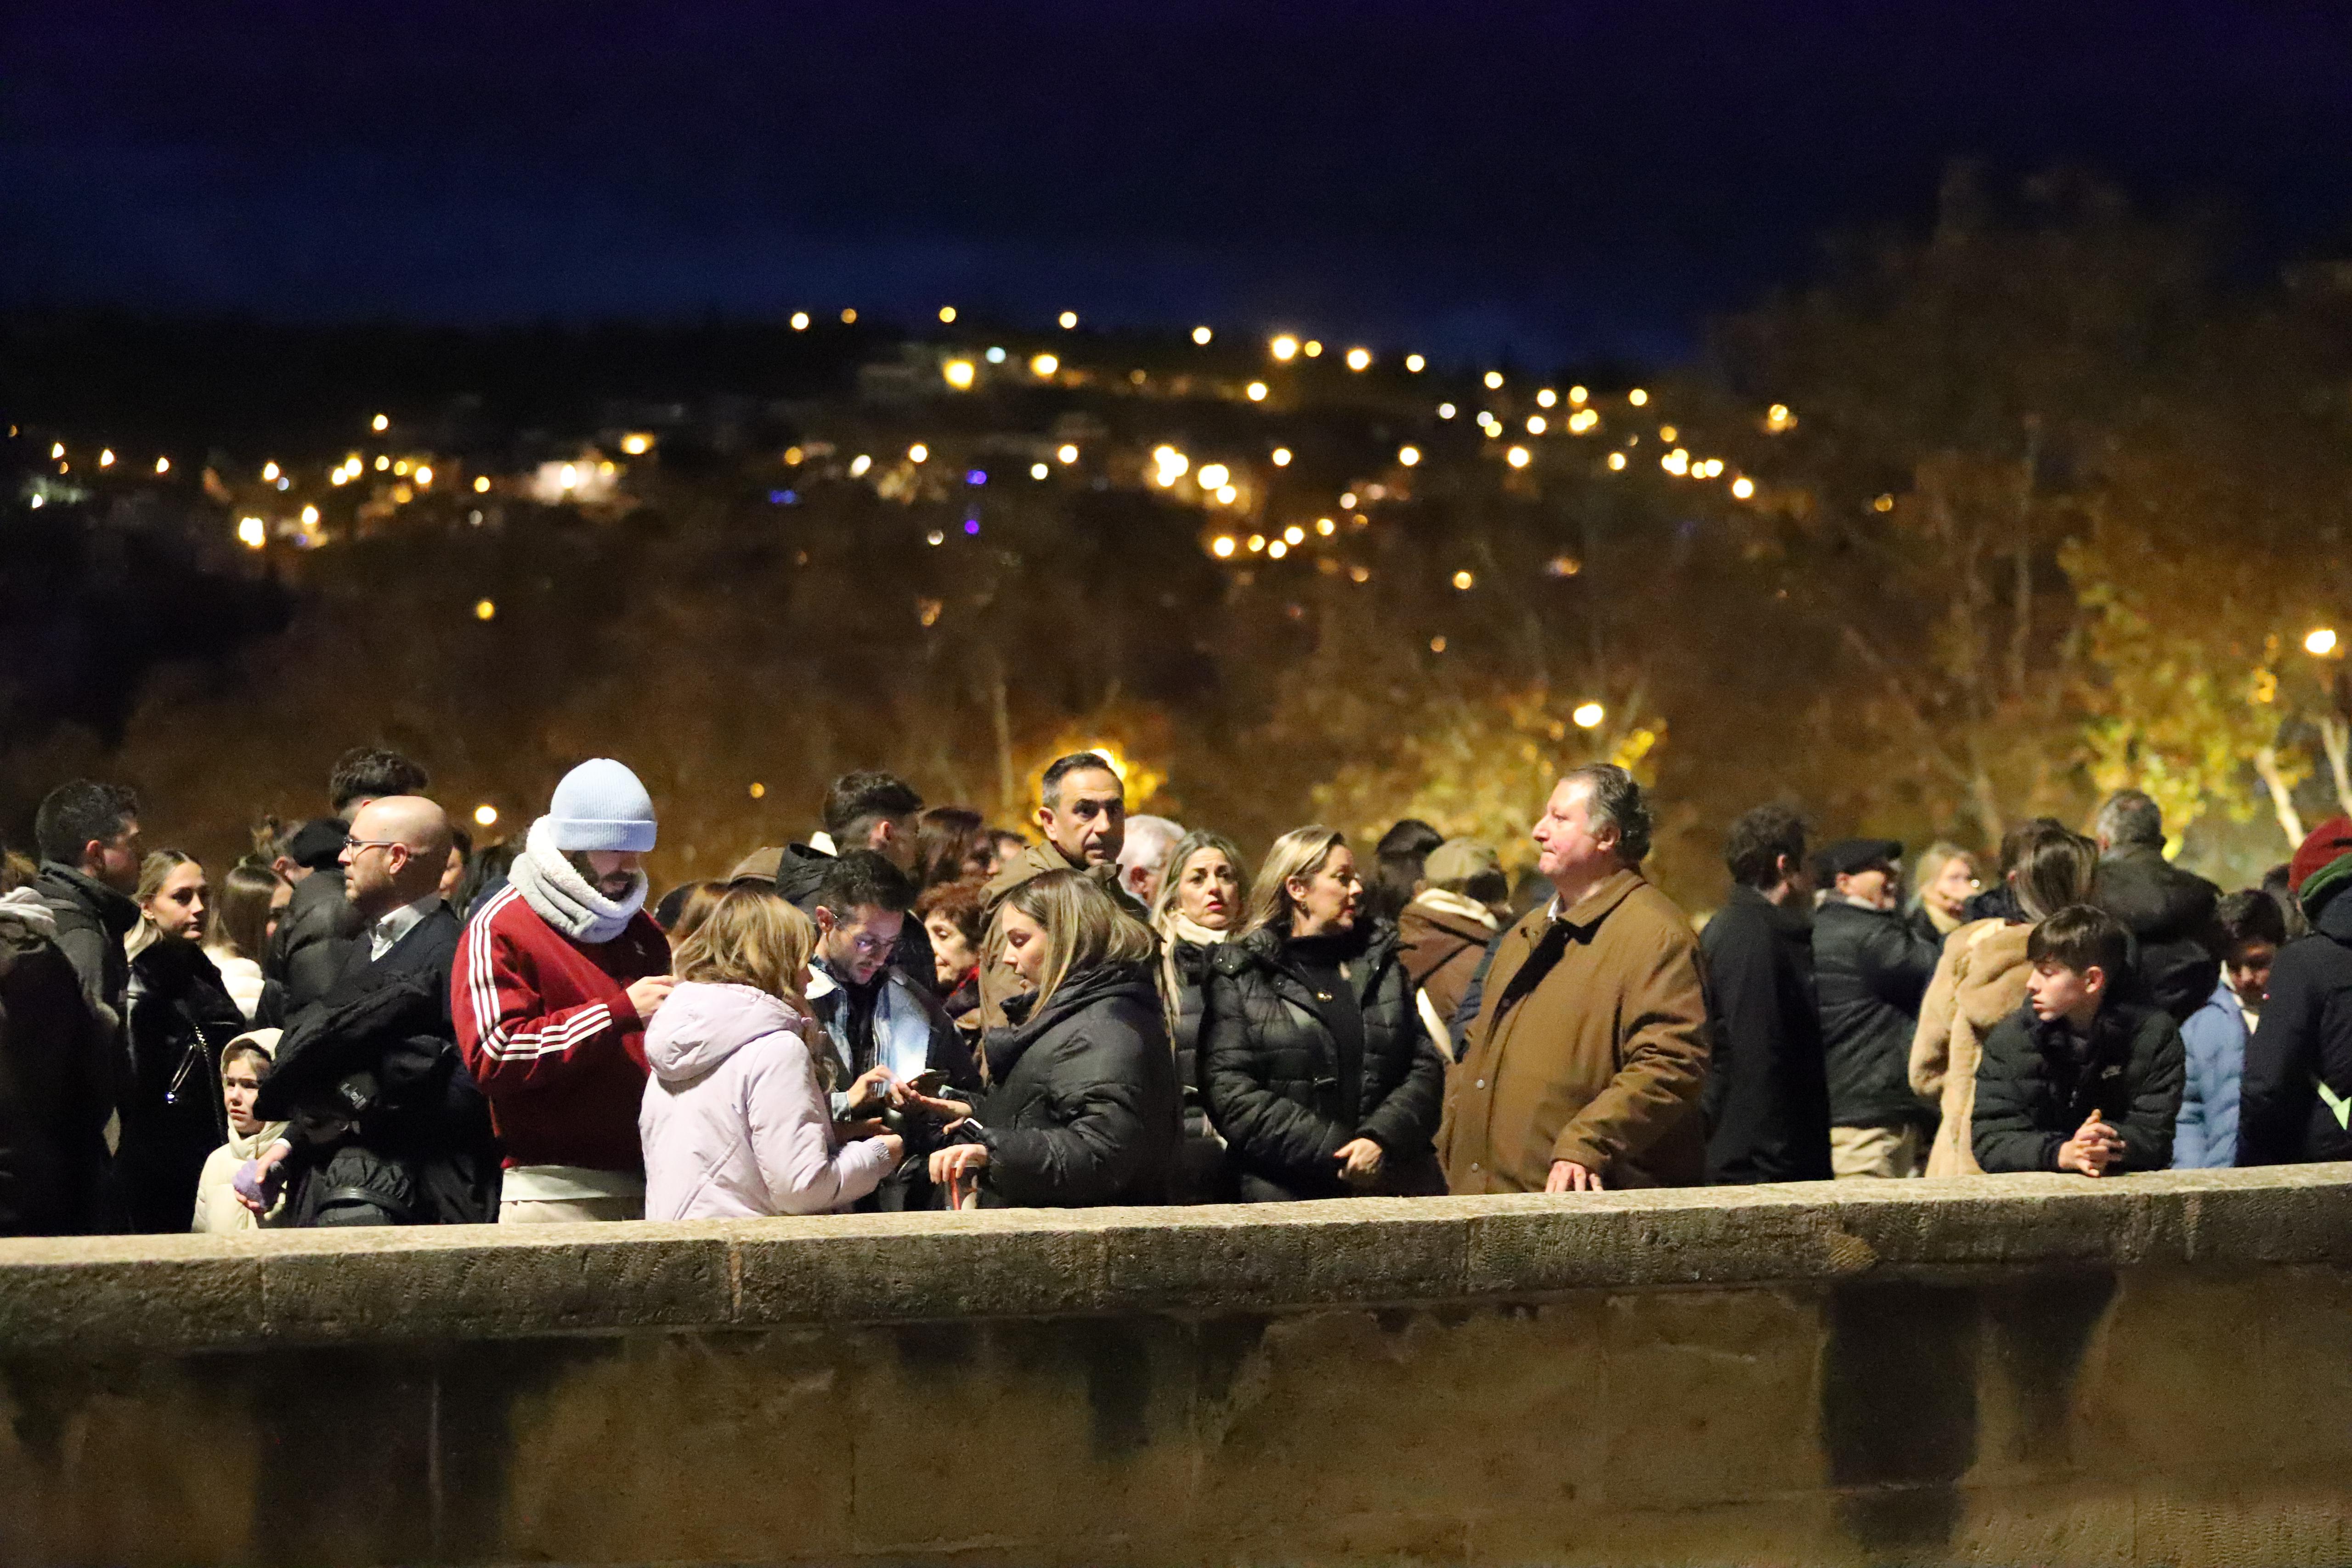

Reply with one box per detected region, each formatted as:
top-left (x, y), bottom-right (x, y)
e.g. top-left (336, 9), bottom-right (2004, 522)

top-left (247, 794), bottom-right (502, 1224)
top-left (332, 795), bottom-right (463, 1019)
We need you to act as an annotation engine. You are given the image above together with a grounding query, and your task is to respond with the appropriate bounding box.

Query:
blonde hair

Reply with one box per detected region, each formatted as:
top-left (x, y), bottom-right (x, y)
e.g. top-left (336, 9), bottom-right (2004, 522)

top-left (1243, 826), bottom-right (1347, 938)
top-left (671, 883), bottom-right (819, 1014)
top-left (990, 869), bottom-right (1155, 1013)
top-left (129, 848), bottom-right (202, 959)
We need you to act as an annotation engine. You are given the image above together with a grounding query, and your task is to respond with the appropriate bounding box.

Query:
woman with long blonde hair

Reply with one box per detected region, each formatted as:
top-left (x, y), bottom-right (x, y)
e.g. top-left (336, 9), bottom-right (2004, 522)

top-left (639, 883), bottom-right (902, 1218)
top-left (1149, 830), bottom-right (1248, 1201)
top-left (1201, 826), bottom-right (1448, 1200)
top-left (121, 849), bottom-right (246, 1231)
top-left (927, 869), bottom-right (1178, 1207)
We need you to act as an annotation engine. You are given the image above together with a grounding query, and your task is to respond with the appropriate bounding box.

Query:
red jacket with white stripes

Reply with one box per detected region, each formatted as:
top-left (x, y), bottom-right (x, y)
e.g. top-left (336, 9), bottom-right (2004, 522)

top-left (452, 884), bottom-right (672, 1173)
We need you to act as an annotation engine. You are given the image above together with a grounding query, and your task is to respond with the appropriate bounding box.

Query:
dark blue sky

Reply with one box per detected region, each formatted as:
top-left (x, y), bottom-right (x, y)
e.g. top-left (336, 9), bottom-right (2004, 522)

top-left (7, 1), bottom-right (2349, 361)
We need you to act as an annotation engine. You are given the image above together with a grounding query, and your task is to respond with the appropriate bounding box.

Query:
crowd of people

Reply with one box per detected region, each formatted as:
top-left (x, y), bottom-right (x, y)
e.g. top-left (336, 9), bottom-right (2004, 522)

top-left (1, 740), bottom-right (2346, 1238)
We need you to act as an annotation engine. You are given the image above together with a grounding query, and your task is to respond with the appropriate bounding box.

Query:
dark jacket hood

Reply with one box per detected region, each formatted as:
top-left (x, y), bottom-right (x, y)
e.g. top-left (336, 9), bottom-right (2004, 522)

top-left (34, 863), bottom-right (138, 937)
top-left (985, 962), bottom-right (1158, 1082)
top-left (773, 843), bottom-right (834, 907)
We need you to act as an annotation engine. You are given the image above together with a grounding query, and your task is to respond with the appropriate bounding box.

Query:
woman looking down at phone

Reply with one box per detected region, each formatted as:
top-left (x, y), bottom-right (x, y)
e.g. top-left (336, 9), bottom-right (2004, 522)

top-left (639, 884), bottom-right (903, 1219)
top-left (928, 871), bottom-right (1179, 1207)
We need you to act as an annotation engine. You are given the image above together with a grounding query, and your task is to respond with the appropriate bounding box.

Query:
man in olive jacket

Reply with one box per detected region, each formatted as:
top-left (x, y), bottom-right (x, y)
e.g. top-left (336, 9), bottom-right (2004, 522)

top-left (1440, 765), bottom-right (1711, 1192)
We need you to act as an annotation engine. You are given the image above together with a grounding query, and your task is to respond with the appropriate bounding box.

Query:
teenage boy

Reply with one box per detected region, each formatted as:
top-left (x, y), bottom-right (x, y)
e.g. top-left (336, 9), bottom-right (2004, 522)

top-left (1972, 904), bottom-right (2185, 1176)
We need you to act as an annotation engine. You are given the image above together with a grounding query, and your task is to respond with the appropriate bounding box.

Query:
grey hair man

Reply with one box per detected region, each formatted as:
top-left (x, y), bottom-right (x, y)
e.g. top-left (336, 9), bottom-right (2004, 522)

top-left (2091, 788), bottom-right (2223, 1022)
top-left (1115, 815), bottom-right (1186, 911)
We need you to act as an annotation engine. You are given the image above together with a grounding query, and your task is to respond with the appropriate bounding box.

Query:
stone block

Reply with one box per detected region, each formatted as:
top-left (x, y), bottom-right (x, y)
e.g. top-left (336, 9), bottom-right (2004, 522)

top-left (732, 1208), bottom-right (1116, 1323)
top-left (486, 1330), bottom-right (853, 1563)
top-left (257, 1223), bottom-right (731, 1341)
top-left (1194, 1302), bottom-right (1608, 1539)
top-left (845, 1315), bottom-right (1199, 1555)
top-left (0, 1235), bottom-right (261, 1351)
top-left (1098, 1199), bottom-right (1465, 1313)
top-left (1596, 1287), bottom-right (1824, 1509)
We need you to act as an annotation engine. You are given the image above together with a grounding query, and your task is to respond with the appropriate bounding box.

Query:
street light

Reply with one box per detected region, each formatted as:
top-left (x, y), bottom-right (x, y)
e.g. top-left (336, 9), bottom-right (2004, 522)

top-left (1573, 702), bottom-right (1606, 729)
top-left (2308, 627), bottom-right (2340, 657)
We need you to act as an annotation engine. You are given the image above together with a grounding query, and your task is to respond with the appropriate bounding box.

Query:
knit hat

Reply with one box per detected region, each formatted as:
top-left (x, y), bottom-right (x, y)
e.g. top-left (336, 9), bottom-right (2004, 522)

top-left (1814, 837), bottom-right (1905, 882)
top-left (547, 759), bottom-right (657, 852)
top-left (1424, 838), bottom-right (1502, 891)
top-left (2291, 814), bottom-right (2352, 918)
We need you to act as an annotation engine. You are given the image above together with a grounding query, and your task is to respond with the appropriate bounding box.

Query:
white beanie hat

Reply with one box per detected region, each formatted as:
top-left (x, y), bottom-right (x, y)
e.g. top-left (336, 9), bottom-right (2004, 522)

top-left (548, 758), bottom-right (658, 852)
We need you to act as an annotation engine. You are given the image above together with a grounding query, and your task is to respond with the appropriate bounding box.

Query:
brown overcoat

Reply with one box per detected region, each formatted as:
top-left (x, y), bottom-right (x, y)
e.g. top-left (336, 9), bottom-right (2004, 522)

top-left (1438, 868), bottom-right (1710, 1191)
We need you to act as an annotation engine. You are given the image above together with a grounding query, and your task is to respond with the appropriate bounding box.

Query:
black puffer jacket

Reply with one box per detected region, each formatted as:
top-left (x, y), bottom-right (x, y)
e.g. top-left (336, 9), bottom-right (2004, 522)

top-left (964, 962), bottom-right (1178, 1207)
top-left (1160, 937), bottom-right (1233, 1203)
top-left (1812, 899), bottom-right (1941, 1131)
top-left (1202, 921), bottom-right (1447, 1200)
top-left (2238, 884), bottom-right (2352, 1165)
top-left (2093, 846), bottom-right (2222, 1024)
top-left (1971, 999), bottom-right (2185, 1173)
top-left (0, 901), bottom-right (115, 1236)
top-left (120, 936), bottom-right (246, 1232)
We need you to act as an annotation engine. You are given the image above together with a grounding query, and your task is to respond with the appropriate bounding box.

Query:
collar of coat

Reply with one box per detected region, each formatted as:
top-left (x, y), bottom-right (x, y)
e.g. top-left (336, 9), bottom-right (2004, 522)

top-left (1540, 867), bottom-right (1647, 934)
top-left (1212, 919), bottom-right (1397, 998)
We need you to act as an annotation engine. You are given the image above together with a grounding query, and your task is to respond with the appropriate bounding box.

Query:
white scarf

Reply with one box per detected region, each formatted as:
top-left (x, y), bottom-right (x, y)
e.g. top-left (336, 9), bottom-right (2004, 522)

top-left (512, 816), bottom-right (648, 944)
top-left (225, 1117), bottom-right (288, 1162)
top-left (0, 886), bottom-right (57, 936)
top-left (1412, 887), bottom-right (1501, 932)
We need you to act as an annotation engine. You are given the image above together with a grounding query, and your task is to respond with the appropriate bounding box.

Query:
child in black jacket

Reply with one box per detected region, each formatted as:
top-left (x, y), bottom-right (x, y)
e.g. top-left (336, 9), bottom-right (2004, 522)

top-left (1973, 904), bottom-right (2185, 1175)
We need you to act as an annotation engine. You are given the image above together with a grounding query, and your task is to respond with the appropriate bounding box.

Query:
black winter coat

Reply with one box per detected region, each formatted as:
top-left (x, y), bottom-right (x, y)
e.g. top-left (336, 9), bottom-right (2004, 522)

top-left (269, 867), bottom-right (363, 1017)
top-left (2237, 887), bottom-right (2352, 1165)
top-left (1812, 899), bottom-right (1941, 1130)
top-left (120, 937), bottom-right (246, 1232)
top-left (1202, 922), bottom-right (1447, 1200)
top-left (1699, 886), bottom-right (1832, 1183)
top-left (1161, 938), bottom-right (1234, 1203)
top-left (34, 863), bottom-right (136, 1032)
top-left (2093, 846), bottom-right (2222, 1024)
top-left (0, 904), bottom-right (115, 1236)
top-left (966, 963), bottom-right (1178, 1207)
top-left (255, 907), bottom-right (501, 1225)
top-left (1972, 999), bottom-right (2185, 1174)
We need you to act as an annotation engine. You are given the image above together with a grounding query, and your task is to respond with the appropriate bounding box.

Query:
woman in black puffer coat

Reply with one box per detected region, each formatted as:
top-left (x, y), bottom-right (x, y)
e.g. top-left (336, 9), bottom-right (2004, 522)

top-left (1202, 827), bottom-right (1448, 1201)
top-left (929, 871), bottom-right (1179, 1208)
top-left (1151, 830), bottom-right (1249, 1203)
top-left (122, 852), bottom-right (246, 1232)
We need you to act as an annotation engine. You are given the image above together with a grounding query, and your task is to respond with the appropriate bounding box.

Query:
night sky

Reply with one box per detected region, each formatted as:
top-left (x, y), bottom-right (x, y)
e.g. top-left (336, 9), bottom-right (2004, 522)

top-left (8, 1), bottom-right (2350, 361)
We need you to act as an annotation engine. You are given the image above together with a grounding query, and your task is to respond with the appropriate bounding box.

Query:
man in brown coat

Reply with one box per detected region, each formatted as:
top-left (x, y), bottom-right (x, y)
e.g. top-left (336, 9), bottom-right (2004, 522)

top-left (1440, 765), bottom-right (1711, 1192)
top-left (977, 753), bottom-right (1148, 1027)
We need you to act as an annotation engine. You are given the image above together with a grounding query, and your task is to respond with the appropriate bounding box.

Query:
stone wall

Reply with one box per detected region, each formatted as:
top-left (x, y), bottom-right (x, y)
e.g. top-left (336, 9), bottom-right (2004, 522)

top-left (3, 1166), bottom-right (2349, 1566)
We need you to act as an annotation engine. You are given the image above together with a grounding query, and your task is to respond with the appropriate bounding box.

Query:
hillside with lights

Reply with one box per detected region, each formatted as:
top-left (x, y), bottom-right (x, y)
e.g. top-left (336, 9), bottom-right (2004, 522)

top-left (7, 187), bottom-right (2351, 899)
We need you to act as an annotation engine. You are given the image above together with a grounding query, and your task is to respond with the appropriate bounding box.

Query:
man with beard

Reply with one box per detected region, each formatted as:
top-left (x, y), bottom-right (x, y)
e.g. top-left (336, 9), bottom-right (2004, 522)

top-left (454, 760), bottom-right (673, 1222)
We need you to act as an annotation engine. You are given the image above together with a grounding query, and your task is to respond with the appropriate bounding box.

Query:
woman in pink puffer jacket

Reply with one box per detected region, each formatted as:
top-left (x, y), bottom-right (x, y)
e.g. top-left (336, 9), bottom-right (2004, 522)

top-left (640, 886), bottom-right (901, 1219)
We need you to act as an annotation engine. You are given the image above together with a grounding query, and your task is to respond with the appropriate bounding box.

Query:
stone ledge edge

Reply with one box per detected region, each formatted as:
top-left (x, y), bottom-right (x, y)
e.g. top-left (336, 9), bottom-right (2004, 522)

top-left (2, 1165), bottom-right (2346, 1352)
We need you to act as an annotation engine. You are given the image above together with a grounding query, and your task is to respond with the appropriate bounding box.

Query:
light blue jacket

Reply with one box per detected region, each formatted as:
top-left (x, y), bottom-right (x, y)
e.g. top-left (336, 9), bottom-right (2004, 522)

top-left (2173, 980), bottom-right (2247, 1168)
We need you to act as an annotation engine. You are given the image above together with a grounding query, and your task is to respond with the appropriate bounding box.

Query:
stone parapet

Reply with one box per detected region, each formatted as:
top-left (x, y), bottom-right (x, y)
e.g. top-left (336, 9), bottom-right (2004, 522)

top-left (4, 1165), bottom-right (2347, 1351)
top-left (4, 1166), bottom-right (2350, 1566)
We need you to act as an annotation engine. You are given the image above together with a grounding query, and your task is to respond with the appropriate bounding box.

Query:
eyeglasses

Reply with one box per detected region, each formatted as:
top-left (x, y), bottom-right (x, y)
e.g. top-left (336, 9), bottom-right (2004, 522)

top-left (345, 838), bottom-right (404, 855)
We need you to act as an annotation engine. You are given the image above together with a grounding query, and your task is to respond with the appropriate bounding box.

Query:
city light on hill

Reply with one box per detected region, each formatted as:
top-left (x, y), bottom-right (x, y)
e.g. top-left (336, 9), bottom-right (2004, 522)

top-left (1058, 310), bottom-right (1079, 329)
top-left (1191, 325), bottom-right (1213, 345)
top-left (1270, 334), bottom-right (1299, 361)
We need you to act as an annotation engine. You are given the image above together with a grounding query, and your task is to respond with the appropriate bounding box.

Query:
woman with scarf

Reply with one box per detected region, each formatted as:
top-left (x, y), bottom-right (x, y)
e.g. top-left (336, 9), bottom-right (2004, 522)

top-left (453, 759), bottom-right (675, 1224)
top-left (927, 870), bottom-right (1178, 1207)
top-left (1201, 827), bottom-right (1449, 1201)
top-left (122, 850), bottom-right (247, 1231)
top-left (1150, 830), bottom-right (1249, 1201)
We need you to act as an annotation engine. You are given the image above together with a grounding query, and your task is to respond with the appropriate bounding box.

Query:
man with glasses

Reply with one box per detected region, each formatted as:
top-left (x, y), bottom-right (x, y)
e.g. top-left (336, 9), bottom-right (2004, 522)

top-left (246, 795), bottom-right (501, 1224)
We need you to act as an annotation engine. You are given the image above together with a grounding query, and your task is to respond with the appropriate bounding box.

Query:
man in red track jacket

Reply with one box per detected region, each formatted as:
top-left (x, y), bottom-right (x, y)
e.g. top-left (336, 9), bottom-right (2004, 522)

top-left (453, 759), bottom-right (673, 1222)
